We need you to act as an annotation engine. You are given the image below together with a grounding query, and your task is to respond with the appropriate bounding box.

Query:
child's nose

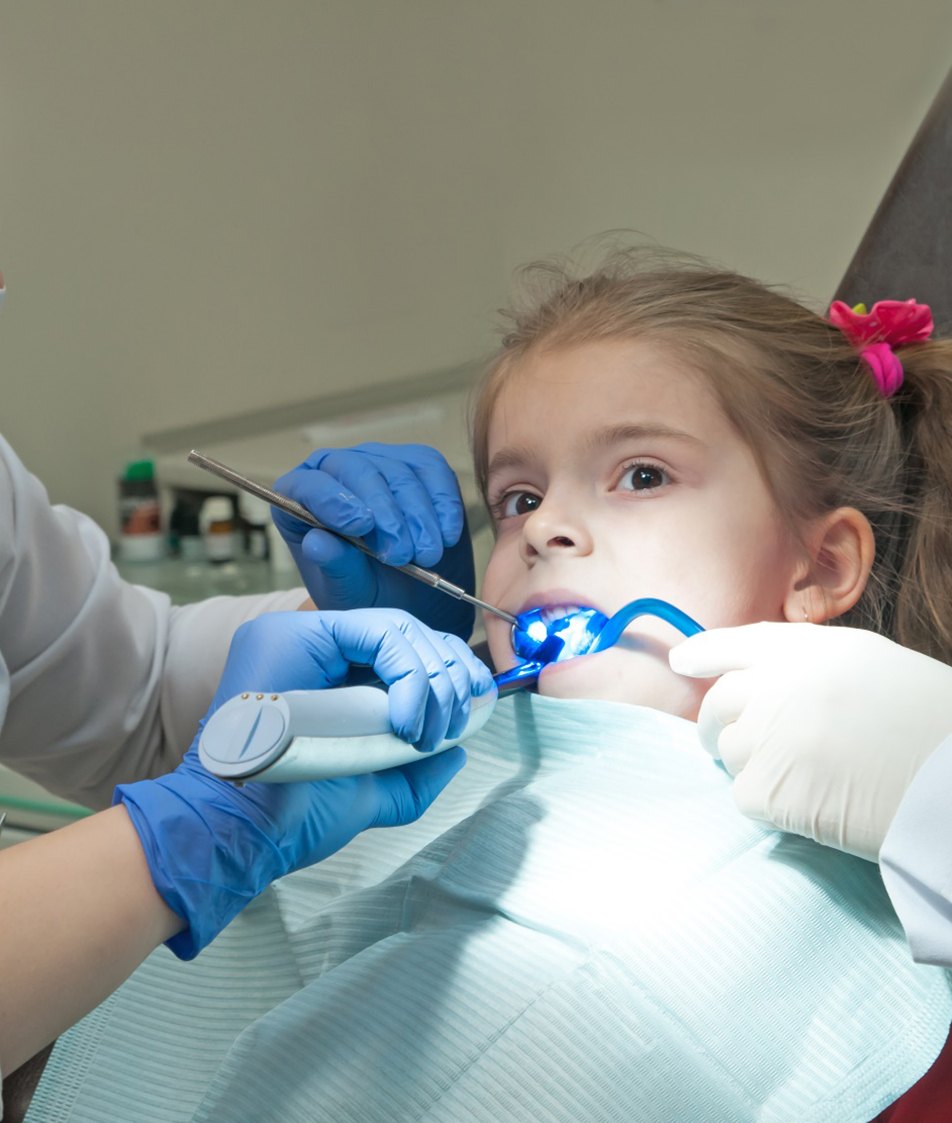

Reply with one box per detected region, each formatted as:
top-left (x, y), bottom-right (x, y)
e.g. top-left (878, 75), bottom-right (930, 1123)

top-left (520, 499), bottom-right (593, 561)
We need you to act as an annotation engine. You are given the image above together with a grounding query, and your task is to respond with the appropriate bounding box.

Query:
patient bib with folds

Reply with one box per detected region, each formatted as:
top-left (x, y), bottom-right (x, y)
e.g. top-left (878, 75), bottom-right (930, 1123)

top-left (29, 696), bottom-right (952, 1123)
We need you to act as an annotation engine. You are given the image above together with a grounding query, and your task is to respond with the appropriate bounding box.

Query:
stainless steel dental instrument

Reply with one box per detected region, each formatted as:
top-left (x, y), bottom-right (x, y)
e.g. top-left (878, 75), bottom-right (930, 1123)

top-left (187, 450), bottom-right (518, 626)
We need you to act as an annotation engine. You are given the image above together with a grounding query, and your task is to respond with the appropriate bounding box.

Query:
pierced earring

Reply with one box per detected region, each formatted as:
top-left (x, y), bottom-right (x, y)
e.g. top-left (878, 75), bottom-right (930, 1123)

top-left (802, 604), bottom-right (811, 623)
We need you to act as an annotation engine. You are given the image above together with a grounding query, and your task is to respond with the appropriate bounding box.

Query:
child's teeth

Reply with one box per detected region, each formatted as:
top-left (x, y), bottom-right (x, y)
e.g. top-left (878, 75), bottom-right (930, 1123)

top-left (541, 604), bottom-right (582, 624)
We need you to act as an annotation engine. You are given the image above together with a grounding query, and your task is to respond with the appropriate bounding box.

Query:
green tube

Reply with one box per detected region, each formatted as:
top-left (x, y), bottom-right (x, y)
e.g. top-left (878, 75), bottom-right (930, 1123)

top-left (0, 794), bottom-right (91, 820)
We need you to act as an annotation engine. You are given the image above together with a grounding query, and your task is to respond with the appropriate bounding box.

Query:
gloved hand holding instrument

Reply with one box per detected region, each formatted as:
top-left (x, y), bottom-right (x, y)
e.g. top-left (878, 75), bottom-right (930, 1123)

top-left (271, 443), bottom-right (478, 640)
top-left (116, 608), bottom-right (493, 958)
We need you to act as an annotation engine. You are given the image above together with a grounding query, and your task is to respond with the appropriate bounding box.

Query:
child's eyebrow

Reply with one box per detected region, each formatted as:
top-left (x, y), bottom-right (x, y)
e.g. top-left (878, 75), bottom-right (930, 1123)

top-left (487, 423), bottom-right (704, 481)
top-left (486, 445), bottom-right (536, 479)
top-left (584, 422), bottom-right (705, 453)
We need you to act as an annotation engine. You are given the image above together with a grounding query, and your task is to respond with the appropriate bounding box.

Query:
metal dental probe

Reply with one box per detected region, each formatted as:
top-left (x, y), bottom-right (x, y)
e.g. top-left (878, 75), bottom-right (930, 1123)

top-left (187, 450), bottom-right (519, 626)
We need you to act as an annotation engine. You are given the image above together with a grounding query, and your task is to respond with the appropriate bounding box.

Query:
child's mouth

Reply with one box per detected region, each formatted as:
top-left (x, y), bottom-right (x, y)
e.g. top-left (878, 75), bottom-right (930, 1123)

top-left (511, 605), bottom-right (609, 663)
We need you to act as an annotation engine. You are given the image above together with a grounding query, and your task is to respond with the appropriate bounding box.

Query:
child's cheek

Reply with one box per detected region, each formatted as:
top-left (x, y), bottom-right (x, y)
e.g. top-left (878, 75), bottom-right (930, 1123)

top-left (537, 645), bottom-right (709, 720)
top-left (484, 616), bottom-right (516, 674)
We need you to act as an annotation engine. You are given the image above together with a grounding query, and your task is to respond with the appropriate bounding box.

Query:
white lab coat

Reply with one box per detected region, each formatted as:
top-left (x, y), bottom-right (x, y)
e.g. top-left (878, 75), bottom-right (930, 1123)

top-left (0, 435), bottom-right (304, 810)
top-left (880, 733), bottom-right (952, 968)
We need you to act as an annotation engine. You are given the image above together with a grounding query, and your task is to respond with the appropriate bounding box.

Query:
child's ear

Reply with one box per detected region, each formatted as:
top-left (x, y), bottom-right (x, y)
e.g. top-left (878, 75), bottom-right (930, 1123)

top-left (784, 507), bottom-right (876, 623)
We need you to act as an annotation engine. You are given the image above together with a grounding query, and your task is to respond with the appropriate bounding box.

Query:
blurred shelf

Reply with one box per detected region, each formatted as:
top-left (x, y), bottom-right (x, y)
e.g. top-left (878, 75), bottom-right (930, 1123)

top-left (114, 555), bottom-right (301, 605)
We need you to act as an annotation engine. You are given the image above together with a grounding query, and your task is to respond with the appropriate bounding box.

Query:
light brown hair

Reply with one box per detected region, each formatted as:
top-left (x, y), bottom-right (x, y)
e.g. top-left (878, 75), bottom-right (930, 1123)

top-left (471, 247), bottom-right (952, 662)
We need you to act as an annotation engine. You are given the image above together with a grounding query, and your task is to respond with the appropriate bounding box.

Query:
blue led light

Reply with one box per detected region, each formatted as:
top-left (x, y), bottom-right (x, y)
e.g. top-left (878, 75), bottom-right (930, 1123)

top-left (496, 598), bottom-right (704, 695)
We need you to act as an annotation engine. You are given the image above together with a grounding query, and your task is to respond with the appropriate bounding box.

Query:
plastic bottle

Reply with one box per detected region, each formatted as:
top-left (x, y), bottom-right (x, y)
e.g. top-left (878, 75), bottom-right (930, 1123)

top-left (118, 459), bottom-right (164, 562)
top-left (238, 493), bottom-right (271, 561)
top-left (200, 496), bottom-right (237, 564)
top-left (169, 492), bottom-right (204, 561)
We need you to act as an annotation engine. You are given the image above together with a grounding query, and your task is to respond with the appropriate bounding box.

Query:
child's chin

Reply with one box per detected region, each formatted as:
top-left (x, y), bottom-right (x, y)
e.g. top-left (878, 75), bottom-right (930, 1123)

top-left (536, 651), bottom-right (703, 720)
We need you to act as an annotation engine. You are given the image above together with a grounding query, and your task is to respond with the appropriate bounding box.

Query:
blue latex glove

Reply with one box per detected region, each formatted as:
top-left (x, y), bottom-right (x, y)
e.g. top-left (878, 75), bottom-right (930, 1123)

top-left (273, 443), bottom-right (476, 640)
top-left (115, 609), bottom-right (494, 959)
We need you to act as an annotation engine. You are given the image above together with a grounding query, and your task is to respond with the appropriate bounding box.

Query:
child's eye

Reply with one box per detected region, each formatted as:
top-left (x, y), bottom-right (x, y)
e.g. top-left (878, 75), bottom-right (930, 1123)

top-left (494, 490), bottom-right (542, 519)
top-left (617, 462), bottom-right (669, 492)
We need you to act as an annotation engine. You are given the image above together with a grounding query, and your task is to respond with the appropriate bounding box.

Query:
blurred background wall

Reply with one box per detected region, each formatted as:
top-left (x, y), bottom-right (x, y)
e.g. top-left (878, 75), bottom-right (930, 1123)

top-left (1, 0), bottom-right (951, 535)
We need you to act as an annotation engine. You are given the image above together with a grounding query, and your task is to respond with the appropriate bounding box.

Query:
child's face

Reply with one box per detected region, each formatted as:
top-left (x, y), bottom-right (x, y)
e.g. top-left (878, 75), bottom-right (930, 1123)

top-left (481, 338), bottom-right (809, 720)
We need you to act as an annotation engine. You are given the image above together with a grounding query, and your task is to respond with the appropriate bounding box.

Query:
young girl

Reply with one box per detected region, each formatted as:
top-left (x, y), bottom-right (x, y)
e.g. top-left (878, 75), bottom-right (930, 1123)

top-left (466, 247), bottom-right (952, 1120)
top-left (23, 249), bottom-right (952, 1122)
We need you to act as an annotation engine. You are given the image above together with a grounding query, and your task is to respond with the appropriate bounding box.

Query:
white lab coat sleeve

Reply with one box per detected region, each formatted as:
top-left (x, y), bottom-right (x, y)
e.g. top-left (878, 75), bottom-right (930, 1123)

top-left (0, 436), bottom-right (305, 810)
top-left (880, 732), bottom-right (952, 966)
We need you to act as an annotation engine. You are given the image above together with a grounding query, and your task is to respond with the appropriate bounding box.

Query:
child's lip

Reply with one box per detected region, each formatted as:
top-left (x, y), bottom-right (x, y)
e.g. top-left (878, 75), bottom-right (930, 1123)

top-left (514, 589), bottom-right (605, 617)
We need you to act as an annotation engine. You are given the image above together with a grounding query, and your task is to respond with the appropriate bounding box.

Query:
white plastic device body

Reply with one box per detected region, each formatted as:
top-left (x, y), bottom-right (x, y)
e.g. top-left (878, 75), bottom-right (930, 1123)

top-left (198, 685), bottom-right (497, 782)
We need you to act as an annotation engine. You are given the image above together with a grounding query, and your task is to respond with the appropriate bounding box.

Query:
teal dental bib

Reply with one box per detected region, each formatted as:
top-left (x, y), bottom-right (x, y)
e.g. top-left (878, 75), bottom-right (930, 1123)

top-left (29, 695), bottom-right (952, 1123)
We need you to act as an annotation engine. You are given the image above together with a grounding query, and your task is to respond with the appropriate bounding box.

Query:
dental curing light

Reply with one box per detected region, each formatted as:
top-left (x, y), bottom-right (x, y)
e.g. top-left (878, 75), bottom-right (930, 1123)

top-left (199, 599), bottom-right (704, 783)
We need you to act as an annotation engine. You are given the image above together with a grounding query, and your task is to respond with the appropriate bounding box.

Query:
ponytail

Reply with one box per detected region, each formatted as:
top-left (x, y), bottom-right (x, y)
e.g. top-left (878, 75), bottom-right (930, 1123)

top-left (892, 344), bottom-right (952, 662)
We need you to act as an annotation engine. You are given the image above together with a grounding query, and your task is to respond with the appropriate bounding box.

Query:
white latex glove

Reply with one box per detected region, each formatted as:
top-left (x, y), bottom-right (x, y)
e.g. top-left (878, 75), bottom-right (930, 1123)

top-left (669, 623), bottom-right (952, 861)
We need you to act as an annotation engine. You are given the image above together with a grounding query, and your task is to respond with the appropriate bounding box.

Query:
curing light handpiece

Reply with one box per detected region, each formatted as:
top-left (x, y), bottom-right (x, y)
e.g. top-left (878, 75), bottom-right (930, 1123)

top-left (198, 598), bottom-right (703, 783)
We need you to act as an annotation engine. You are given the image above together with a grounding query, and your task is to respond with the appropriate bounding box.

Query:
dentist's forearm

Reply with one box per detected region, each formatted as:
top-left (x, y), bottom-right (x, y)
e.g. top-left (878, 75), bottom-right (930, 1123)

top-left (0, 805), bottom-right (183, 1075)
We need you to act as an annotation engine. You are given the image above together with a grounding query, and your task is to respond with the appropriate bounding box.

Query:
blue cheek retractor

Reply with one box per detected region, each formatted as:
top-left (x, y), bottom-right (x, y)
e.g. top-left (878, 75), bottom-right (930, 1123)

top-left (494, 597), bottom-right (704, 694)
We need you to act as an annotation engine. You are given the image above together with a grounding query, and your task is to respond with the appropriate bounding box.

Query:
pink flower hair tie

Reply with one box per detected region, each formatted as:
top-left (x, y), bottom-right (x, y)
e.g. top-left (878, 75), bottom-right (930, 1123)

top-left (828, 298), bottom-right (934, 398)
